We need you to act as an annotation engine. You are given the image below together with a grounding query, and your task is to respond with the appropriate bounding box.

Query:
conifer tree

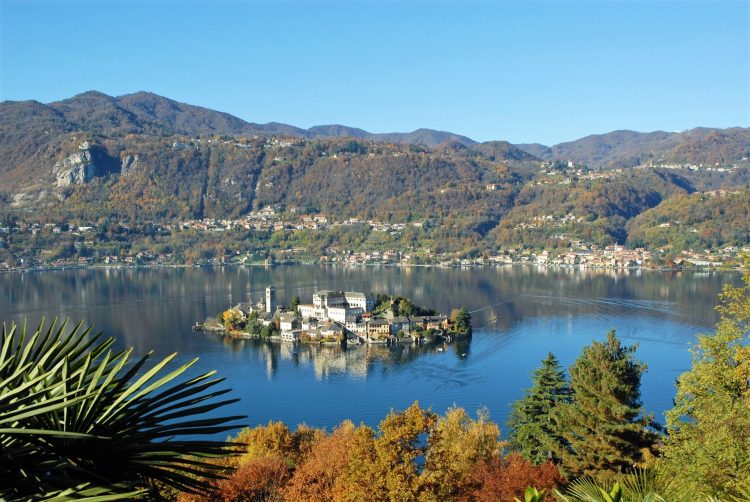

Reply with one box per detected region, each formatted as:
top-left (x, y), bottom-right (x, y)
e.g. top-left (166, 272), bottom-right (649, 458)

top-left (660, 273), bottom-right (750, 498)
top-left (454, 307), bottom-right (472, 334)
top-left (507, 352), bottom-right (571, 464)
top-left (551, 330), bottom-right (655, 480)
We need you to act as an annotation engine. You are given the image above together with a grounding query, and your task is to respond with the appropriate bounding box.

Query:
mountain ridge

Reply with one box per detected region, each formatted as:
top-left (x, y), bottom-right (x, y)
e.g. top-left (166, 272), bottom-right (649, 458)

top-left (1, 90), bottom-right (749, 258)
top-left (3, 91), bottom-right (747, 167)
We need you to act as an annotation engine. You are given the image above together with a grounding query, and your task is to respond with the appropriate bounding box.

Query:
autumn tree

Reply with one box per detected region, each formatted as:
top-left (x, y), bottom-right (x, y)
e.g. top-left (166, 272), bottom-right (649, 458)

top-left (659, 273), bottom-right (750, 498)
top-left (283, 421), bottom-right (364, 502)
top-left (466, 453), bottom-right (565, 502)
top-left (422, 407), bottom-right (502, 500)
top-left (335, 403), bottom-right (436, 502)
top-left (214, 456), bottom-right (290, 502)
top-left (373, 402), bottom-right (436, 501)
top-left (507, 352), bottom-right (571, 464)
top-left (551, 330), bottom-right (656, 480)
top-left (328, 423), bottom-right (378, 502)
top-left (222, 308), bottom-right (246, 331)
top-left (232, 421), bottom-right (320, 467)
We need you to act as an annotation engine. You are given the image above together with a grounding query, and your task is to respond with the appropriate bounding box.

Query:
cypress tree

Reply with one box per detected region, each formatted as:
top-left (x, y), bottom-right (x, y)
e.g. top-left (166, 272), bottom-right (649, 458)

top-left (507, 352), bottom-right (571, 464)
top-left (551, 330), bottom-right (655, 480)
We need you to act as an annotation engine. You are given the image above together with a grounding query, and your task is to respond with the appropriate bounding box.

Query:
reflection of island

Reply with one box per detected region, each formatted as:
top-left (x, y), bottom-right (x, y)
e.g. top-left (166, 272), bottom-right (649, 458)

top-left (205, 287), bottom-right (472, 348)
top-left (1, 265), bottom-right (736, 362)
top-left (211, 333), bottom-right (472, 381)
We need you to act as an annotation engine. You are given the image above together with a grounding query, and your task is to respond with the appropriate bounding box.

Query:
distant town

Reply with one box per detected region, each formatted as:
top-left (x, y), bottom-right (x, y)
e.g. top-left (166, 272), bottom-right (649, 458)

top-left (2, 146), bottom-right (749, 273)
top-left (1, 205), bottom-right (747, 272)
top-left (199, 287), bottom-right (472, 347)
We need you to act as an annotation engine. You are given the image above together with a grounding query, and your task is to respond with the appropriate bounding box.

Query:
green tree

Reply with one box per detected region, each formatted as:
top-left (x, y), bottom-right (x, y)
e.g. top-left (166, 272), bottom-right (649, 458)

top-left (454, 307), bottom-right (472, 334)
top-left (659, 273), bottom-right (750, 498)
top-left (290, 295), bottom-right (301, 313)
top-left (552, 330), bottom-right (655, 480)
top-left (399, 298), bottom-right (414, 317)
top-left (507, 352), bottom-right (571, 464)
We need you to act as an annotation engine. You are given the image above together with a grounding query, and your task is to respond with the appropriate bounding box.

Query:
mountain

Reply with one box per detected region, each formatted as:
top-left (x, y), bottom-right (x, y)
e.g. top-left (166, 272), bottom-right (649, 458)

top-left (1, 90), bottom-right (748, 255)
top-left (1, 91), bottom-right (477, 148)
top-left (44, 91), bottom-right (309, 137)
top-left (473, 141), bottom-right (539, 162)
top-left (307, 125), bottom-right (476, 147)
top-left (4, 90), bottom-right (747, 168)
top-left (514, 143), bottom-right (551, 159)
top-left (517, 128), bottom-right (750, 169)
top-left (308, 124), bottom-right (371, 139)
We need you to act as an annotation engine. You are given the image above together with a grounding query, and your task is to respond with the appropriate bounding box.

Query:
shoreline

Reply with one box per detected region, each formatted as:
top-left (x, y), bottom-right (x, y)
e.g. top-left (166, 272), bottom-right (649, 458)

top-left (2, 260), bottom-right (745, 275)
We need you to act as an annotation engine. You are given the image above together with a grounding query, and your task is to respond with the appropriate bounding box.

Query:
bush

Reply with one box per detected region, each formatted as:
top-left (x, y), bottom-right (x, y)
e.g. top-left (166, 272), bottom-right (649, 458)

top-left (466, 453), bottom-right (565, 502)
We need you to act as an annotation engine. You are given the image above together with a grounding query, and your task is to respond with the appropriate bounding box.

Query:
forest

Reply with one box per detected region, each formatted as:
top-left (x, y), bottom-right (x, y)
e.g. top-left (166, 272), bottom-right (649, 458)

top-left (2, 274), bottom-right (748, 501)
top-left (2, 91), bottom-right (750, 263)
top-left (2, 132), bottom-right (749, 265)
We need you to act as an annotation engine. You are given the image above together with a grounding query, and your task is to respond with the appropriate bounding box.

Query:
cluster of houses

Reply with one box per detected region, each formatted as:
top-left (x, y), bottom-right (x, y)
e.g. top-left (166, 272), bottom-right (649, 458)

top-left (223, 287), bottom-right (451, 345)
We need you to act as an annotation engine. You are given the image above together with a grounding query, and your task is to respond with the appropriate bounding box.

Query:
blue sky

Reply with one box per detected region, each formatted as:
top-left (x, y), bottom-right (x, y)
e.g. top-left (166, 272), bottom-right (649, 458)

top-left (1, 0), bottom-right (748, 144)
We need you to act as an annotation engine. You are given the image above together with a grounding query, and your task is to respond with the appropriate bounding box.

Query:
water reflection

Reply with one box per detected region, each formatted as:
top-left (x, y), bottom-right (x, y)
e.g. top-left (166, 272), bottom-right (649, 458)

top-left (205, 331), bottom-right (472, 382)
top-left (1, 266), bottom-right (737, 355)
top-left (1, 265), bottom-right (740, 429)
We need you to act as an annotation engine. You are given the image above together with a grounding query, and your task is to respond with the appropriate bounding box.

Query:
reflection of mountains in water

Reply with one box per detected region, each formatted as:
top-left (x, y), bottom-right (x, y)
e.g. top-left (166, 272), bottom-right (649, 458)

top-left (213, 336), bottom-right (471, 381)
top-left (1, 265), bottom-right (738, 360)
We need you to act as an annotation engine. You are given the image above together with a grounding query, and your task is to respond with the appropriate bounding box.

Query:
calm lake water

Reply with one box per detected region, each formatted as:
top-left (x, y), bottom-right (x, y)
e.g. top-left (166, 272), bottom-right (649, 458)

top-left (0, 265), bottom-right (741, 434)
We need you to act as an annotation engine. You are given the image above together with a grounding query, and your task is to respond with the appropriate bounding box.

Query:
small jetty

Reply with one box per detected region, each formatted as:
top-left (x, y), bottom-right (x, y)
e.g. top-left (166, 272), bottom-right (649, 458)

top-left (193, 318), bottom-right (225, 333)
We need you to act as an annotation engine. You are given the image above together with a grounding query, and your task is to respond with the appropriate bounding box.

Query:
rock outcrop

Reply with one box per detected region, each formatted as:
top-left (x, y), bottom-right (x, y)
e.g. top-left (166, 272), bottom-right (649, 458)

top-left (51, 142), bottom-right (121, 188)
top-left (120, 154), bottom-right (139, 175)
top-left (52, 146), bottom-right (98, 187)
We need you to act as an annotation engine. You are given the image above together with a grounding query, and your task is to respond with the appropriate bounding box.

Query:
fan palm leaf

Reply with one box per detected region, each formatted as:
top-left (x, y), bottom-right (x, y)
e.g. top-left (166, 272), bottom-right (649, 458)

top-left (0, 318), bottom-right (245, 500)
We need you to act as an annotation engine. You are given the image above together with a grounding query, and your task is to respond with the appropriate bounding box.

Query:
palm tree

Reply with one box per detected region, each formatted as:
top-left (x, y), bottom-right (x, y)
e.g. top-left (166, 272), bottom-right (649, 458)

top-left (1, 318), bottom-right (245, 500)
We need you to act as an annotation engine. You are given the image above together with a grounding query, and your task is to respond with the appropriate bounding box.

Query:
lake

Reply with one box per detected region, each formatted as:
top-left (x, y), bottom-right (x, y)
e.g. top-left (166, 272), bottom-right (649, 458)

top-left (0, 265), bottom-right (740, 434)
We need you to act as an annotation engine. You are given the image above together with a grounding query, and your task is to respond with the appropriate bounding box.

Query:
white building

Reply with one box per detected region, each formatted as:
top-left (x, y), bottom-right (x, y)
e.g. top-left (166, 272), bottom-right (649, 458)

top-left (344, 292), bottom-right (376, 312)
top-left (326, 306), bottom-right (363, 324)
top-left (313, 290), bottom-right (348, 309)
top-left (265, 286), bottom-right (277, 313)
top-left (279, 313), bottom-right (299, 332)
top-left (298, 304), bottom-right (325, 319)
top-left (312, 290), bottom-right (375, 312)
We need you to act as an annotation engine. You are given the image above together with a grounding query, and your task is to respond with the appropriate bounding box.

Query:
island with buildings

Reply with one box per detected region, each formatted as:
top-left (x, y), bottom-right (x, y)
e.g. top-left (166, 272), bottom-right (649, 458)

top-left (198, 286), bottom-right (472, 347)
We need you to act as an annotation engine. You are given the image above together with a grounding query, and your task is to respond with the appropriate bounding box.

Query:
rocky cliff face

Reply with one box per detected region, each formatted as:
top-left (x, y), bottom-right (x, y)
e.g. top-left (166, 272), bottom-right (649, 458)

top-left (52, 148), bottom-right (97, 187)
top-left (120, 154), bottom-right (139, 175)
top-left (51, 141), bottom-right (120, 188)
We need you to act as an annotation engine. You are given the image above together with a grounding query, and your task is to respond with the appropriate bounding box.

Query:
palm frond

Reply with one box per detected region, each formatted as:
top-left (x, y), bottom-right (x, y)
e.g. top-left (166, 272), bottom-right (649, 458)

top-left (0, 318), bottom-right (246, 500)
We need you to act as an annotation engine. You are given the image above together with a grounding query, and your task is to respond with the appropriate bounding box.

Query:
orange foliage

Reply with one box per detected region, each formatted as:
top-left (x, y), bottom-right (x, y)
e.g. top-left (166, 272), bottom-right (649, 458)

top-left (282, 421), bottom-right (358, 502)
top-left (465, 453), bottom-right (565, 502)
top-left (214, 455), bottom-right (290, 502)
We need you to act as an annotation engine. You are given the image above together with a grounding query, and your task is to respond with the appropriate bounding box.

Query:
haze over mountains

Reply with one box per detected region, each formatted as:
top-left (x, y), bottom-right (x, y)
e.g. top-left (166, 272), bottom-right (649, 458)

top-left (2, 91), bottom-right (748, 170)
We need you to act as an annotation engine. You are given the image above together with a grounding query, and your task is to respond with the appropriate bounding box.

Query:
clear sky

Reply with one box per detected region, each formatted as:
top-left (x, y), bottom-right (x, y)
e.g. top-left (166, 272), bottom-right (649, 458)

top-left (0, 0), bottom-right (748, 145)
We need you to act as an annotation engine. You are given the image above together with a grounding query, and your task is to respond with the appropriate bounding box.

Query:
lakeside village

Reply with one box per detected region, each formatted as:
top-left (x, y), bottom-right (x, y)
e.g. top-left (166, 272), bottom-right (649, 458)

top-left (197, 287), bottom-right (472, 348)
top-left (2, 207), bottom-right (749, 272)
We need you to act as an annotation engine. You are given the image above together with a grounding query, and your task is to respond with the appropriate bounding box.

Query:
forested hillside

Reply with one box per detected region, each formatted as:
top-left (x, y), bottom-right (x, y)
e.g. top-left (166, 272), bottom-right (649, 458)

top-left (1, 91), bottom-right (749, 260)
top-left (490, 170), bottom-right (691, 247)
top-left (627, 189), bottom-right (750, 252)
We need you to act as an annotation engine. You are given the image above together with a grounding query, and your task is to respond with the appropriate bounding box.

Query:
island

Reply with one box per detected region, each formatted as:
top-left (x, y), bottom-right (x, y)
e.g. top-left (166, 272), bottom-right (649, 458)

top-left (197, 286), bottom-right (472, 347)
